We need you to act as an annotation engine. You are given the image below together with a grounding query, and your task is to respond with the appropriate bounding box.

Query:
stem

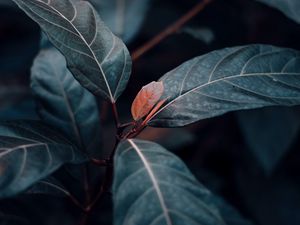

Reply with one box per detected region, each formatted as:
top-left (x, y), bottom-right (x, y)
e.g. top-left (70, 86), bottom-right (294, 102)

top-left (78, 212), bottom-right (89, 225)
top-left (112, 102), bottom-right (121, 128)
top-left (91, 158), bottom-right (110, 167)
top-left (131, 0), bottom-right (213, 61)
top-left (68, 194), bottom-right (86, 212)
top-left (87, 139), bottom-right (119, 211)
top-left (87, 165), bottom-right (113, 211)
top-left (83, 166), bottom-right (91, 204)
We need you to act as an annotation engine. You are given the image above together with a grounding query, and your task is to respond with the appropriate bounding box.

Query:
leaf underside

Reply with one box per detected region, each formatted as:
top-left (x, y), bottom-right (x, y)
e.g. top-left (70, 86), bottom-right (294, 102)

top-left (12, 0), bottom-right (132, 102)
top-left (148, 44), bottom-right (300, 127)
top-left (113, 139), bottom-right (225, 225)
top-left (0, 121), bottom-right (86, 198)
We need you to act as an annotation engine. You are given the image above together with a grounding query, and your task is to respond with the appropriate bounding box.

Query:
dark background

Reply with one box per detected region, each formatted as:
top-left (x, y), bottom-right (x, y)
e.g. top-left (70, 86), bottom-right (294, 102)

top-left (1, 0), bottom-right (300, 224)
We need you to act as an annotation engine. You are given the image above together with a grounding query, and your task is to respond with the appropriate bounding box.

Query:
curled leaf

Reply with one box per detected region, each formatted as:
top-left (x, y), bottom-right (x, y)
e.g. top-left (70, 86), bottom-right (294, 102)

top-left (131, 81), bottom-right (164, 121)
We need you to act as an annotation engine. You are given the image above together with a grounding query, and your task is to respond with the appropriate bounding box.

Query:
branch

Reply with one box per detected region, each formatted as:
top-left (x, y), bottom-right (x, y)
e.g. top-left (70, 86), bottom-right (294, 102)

top-left (131, 0), bottom-right (214, 61)
top-left (111, 102), bottom-right (121, 128)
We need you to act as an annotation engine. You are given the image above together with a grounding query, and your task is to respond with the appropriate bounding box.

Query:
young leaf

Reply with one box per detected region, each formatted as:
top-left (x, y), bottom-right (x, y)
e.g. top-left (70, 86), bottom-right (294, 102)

top-left (89, 0), bottom-right (151, 43)
top-left (131, 81), bottom-right (164, 121)
top-left (113, 139), bottom-right (226, 225)
top-left (0, 121), bottom-right (86, 198)
top-left (256, 0), bottom-right (300, 24)
top-left (31, 48), bottom-right (101, 155)
top-left (12, 0), bottom-right (132, 102)
top-left (147, 45), bottom-right (300, 127)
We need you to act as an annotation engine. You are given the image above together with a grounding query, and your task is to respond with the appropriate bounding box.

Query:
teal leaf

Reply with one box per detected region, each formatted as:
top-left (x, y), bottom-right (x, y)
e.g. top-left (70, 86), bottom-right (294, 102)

top-left (148, 45), bottom-right (300, 127)
top-left (113, 139), bottom-right (225, 225)
top-left (256, 0), bottom-right (300, 24)
top-left (89, 0), bottom-right (151, 43)
top-left (0, 121), bottom-right (86, 198)
top-left (31, 48), bottom-right (101, 155)
top-left (12, 0), bottom-right (132, 102)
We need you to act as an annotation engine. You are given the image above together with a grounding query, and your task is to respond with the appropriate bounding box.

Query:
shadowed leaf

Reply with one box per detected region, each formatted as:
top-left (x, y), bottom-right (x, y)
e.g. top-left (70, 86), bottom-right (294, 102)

top-left (236, 107), bottom-right (300, 174)
top-left (27, 177), bottom-right (70, 197)
top-left (0, 121), bottom-right (86, 198)
top-left (31, 48), bottom-right (101, 155)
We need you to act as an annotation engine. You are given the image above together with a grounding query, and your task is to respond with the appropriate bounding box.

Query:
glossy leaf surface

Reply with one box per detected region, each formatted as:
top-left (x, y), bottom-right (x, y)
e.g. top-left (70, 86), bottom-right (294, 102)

top-left (31, 48), bottom-right (101, 154)
top-left (12, 0), bottom-right (132, 102)
top-left (257, 0), bottom-right (300, 24)
top-left (148, 45), bottom-right (300, 127)
top-left (0, 121), bottom-right (86, 198)
top-left (113, 139), bottom-right (225, 225)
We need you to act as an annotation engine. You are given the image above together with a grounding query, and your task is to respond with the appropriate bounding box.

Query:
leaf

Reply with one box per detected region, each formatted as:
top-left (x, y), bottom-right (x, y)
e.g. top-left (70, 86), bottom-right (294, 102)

top-left (256, 0), bottom-right (300, 24)
top-left (88, 0), bottom-right (151, 43)
top-left (147, 44), bottom-right (300, 127)
top-left (113, 139), bottom-right (226, 225)
top-left (26, 177), bottom-right (70, 197)
top-left (31, 47), bottom-right (101, 155)
top-left (0, 120), bottom-right (86, 198)
top-left (236, 106), bottom-right (300, 174)
top-left (12, 0), bottom-right (132, 102)
top-left (131, 81), bottom-right (164, 121)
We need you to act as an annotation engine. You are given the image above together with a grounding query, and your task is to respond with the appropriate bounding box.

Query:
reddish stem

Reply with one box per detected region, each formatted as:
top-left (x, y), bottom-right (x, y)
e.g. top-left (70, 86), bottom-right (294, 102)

top-left (131, 0), bottom-right (213, 61)
top-left (75, 2), bottom-right (215, 221)
top-left (112, 102), bottom-right (121, 128)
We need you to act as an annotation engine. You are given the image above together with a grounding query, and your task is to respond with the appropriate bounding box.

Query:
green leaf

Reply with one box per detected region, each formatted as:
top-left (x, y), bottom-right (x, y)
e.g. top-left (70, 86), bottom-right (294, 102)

top-left (12, 0), bottom-right (132, 102)
top-left (0, 121), bottom-right (86, 198)
top-left (89, 0), bottom-right (151, 43)
top-left (256, 0), bottom-right (300, 24)
top-left (113, 139), bottom-right (225, 225)
top-left (31, 48), bottom-right (101, 154)
top-left (148, 45), bottom-right (300, 127)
